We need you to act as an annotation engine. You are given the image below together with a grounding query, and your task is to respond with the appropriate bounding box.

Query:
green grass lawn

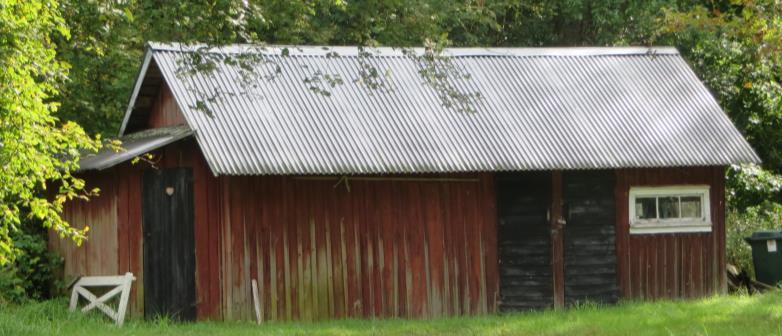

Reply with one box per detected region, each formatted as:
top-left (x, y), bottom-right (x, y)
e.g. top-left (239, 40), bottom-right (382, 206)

top-left (2, 291), bottom-right (782, 336)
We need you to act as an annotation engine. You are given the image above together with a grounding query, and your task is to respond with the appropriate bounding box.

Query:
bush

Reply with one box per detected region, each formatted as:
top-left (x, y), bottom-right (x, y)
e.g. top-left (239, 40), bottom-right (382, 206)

top-left (727, 164), bottom-right (782, 210)
top-left (0, 225), bottom-right (63, 304)
top-left (726, 204), bottom-right (782, 277)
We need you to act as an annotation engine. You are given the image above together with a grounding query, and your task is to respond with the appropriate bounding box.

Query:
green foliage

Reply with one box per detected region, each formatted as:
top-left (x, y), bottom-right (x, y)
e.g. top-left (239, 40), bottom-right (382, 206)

top-left (3, 293), bottom-right (782, 335)
top-left (0, 0), bottom-right (102, 264)
top-left (726, 204), bottom-right (782, 276)
top-left (0, 225), bottom-right (63, 304)
top-left (660, 0), bottom-right (782, 173)
top-left (727, 164), bottom-right (782, 210)
top-left (725, 164), bottom-right (782, 276)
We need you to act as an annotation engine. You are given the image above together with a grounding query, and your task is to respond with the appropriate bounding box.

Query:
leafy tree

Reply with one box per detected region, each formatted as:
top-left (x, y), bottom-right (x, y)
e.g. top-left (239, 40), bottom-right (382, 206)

top-left (661, 0), bottom-right (782, 173)
top-left (0, 1), bottom-right (101, 264)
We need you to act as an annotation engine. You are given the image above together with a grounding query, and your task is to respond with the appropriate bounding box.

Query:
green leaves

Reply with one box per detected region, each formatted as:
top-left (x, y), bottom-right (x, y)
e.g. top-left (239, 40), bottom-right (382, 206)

top-left (660, 0), bottom-right (782, 175)
top-left (0, 0), bottom-right (101, 265)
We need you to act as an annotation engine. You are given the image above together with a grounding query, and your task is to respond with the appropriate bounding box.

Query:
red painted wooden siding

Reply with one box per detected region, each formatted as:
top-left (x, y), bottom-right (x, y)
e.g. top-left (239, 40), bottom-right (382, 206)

top-left (52, 138), bottom-right (728, 321)
top-left (130, 141), bottom-right (500, 321)
top-left (49, 167), bottom-right (145, 316)
top-left (207, 174), bottom-right (499, 321)
top-left (115, 165), bottom-right (144, 316)
top-left (50, 172), bottom-right (118, 278)
top-left (615, 167), bottom-right (727, 299)
top-left (146, 82), bottom-right (186, 128)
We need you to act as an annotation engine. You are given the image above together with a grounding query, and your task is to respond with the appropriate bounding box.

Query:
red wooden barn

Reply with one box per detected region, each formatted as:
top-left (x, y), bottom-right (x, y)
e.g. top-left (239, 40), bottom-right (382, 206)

top-left (50, 43), bottom-right (760, 321)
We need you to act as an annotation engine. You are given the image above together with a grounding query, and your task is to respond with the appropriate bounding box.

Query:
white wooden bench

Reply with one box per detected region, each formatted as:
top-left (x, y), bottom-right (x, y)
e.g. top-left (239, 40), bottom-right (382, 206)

top-left (69, 272), bottom-right (135, 326)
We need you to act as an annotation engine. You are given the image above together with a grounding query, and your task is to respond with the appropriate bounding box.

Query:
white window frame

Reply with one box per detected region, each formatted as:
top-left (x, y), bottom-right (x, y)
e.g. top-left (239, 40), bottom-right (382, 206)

top-left (628, 185), bottom-right (711, 234)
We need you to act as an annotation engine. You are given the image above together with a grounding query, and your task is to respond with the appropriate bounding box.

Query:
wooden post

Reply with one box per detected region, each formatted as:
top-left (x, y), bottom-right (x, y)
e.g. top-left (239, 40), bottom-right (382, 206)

top-left (551, 171), bottom-right (565, 309)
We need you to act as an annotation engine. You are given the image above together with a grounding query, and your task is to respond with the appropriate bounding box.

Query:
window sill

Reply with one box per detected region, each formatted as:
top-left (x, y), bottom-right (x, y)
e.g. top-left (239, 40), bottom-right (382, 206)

top-left (630, 223), bottom-right (712, 234)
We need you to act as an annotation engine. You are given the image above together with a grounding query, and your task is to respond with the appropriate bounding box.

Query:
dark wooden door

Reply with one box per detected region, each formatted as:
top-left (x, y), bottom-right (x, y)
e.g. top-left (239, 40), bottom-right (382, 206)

top-left (497, 172), bottom-right (553, 311)
top-left (142, 168), bottom-right (196, 321)
top-left (562, 171), bottom-right (619, 305)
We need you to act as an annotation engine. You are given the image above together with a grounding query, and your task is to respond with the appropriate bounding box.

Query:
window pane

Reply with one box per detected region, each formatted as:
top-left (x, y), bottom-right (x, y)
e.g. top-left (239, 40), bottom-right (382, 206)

top-left (635, 197), bottom-right (657, 220)
top-left (681, 196), bottom-right (702, 218)
top-left (659, 196), bottom-right (680, 219)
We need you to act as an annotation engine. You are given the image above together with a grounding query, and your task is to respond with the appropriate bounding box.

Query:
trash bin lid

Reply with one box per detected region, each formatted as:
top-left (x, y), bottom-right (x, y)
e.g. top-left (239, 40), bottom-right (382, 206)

top-left (747, 230), bottom-right (782, 241)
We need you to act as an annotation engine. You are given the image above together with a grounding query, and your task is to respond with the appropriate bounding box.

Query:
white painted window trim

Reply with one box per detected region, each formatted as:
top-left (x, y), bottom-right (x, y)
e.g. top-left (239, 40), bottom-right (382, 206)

top-left (629, 185), bottom-right (711, 234)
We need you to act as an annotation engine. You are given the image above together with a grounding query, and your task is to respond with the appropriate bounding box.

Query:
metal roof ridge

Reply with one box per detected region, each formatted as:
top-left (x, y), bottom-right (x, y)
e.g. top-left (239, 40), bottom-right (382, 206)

top-left (146, 42), bottom-right (679, 57)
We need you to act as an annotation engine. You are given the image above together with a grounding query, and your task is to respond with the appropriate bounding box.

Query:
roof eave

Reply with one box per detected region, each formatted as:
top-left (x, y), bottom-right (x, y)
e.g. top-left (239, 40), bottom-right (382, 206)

top-left (78, 127), bottom-right (194, 172)
top-left (146, 42), bottom-right (680, 58)
top-left (118, 48), bottom-right (154, 136)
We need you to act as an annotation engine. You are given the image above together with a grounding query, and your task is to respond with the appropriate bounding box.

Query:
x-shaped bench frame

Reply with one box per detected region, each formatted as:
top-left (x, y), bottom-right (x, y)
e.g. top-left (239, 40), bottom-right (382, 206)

top-left (69, 272), bottom-right (136, 326)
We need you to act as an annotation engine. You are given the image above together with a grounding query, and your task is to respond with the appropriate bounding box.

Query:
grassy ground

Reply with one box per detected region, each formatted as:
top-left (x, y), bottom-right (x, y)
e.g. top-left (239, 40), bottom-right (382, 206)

top-left (1, 292), bottom-right (781, 336)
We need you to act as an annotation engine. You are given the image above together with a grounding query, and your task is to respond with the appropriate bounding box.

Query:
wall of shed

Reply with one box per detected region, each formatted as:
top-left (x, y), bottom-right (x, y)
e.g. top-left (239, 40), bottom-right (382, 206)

top-left (56, 140), bottom-right (499, 321)
top-left (212, 173), bottom-right (499, 321)
top-left (146, 82), bottom-right (186, 129)
top-left (615, 167), bottom-right (727, 299)
top-left (49, 166), bottom-right (145, 316)
top-left (158, 141), bottom-right (501, 320)
top-left (156, 141), bottom-right (498, 320)
top-left (50, 172), bottom-right (119, 278)
top-left (52, 140), bottom-right (727, 321)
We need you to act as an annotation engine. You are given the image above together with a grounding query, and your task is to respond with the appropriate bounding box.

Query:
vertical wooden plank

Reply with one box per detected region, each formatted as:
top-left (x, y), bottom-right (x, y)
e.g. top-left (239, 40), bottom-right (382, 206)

top-left (281, 177), bottom-right (293, 320)
top-left (246, 179), bottom-right (259, 309)
top-left (342, 180), bottom-right (358, 318)
top-left (439, 181), bottom-right (452, 316)
top-left (714, 166), bottom-right (727, 293)
top-left (325, 185), bottom-right (340, 319)
top-left (391, 181), bottom-right (408, 318)
top-left (375, 180), bottom-right (392, 318)
top-left (281, 177), bottom-right (294, 319)
top-left (550, 171), bottom-right (565, 308)
top-left (117, 168), bottom-right (130, 280)
top-left (192, 150), bottom-right (211, 319)
top-left (463, 181), bottom-right (481, 314)
top-left (423, 181), bottom-right (444, 317)
top-left (614, 169), bottom-right (629, 299)
top-left (673, 235), bottom-right (680, 298)
top-left (482, 173), bottom-right (499, 313)
top-left (293, 179), bottom-right (306, 320)
top-left (366, 182), bottom-right (379, 318)
top-left (229, 177), bottom-right (247, 320)
top-left (127, 169), bottom-right (144, 316)
top-left (451, 181), bottom-right (465, 315)
top-left (220, 177), bottom-right (234, 319)
top-left (268, 176), bottom-right (282, 321)
top-left (209, 171), bottom-right (223, 319)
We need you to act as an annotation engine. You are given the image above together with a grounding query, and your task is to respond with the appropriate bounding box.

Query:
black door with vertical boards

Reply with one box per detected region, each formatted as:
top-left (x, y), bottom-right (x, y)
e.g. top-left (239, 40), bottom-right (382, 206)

top-left (142, 168), bottom-right (196, 321)
top-left (562, 171), bottom-right (619, 305)
top-left (497, 172), bottom-right (553, 311)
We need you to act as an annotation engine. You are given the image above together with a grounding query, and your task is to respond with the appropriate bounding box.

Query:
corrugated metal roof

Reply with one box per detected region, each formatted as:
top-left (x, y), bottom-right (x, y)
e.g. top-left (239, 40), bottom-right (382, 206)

top-left (122, 43), bottom-right (760, 175)
top-left (79, 125), bottom-right (192, 171)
